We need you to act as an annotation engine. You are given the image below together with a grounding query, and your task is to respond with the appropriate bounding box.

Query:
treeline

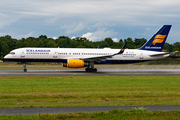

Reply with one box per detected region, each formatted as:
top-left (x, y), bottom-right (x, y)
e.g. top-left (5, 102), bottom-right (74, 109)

top-left (0, 35), bottom-right (179, 60)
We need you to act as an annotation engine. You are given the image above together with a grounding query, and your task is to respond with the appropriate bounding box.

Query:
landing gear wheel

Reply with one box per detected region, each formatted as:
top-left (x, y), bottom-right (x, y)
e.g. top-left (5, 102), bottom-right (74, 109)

top-left (23, 63), bottom-right (27, 72)
top-left (85, 68), bottom-right (97, 72)
top-left (85, 68), bottom-right (89, 72)
top-left (93, 68), bottom-right (97, 72)
top-left (24, 69), bottom-right (27, 72)
top-left (89, 68), bottom-right (93, 72)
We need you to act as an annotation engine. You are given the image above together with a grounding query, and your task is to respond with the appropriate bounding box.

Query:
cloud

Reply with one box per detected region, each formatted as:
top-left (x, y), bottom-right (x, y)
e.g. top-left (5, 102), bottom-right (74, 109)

top-left (169, 30), bottom-right (180, 41)
top-left (0, 0), bottom-right (180, 43)
top-left (137, 27), bottom-right (152, 37)
top-left (44, 17), bottom-right (58, 25)
top-left (0, 32), bottom-right (9, 36)
top-left (82, 32), bottom-right (92, 39)
top-left (0, 18), bottom-right (17, 29)
top-left (24, 32), bottom-right (34, 38)
top-left (112, 38), bottom-right (119, 42)
top-left (0, 13), bottom-right (8, 17)
top-left (71, 36), bottom-right (76, 39)
top-left (61, 22), bottom-right (86, 34)
top-left (3, 0), bottom-right (180, 24)
top-left (0, 12), bottom-right (18, 29)
top-left (82, 28), bottom-right (117, 41)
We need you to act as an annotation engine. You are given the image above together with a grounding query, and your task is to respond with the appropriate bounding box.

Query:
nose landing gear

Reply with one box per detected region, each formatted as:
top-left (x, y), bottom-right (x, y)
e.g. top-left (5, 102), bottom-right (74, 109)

top-left (23, 63), bottom-right (27, 72)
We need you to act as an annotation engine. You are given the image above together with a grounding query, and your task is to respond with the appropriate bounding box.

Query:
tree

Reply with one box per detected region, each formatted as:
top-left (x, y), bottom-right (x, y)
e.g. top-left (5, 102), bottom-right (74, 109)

top-left (37, 40), bottom-right (44, 47)
top-left (134, 38), bottom-right (147, 48)
top-left (124, 37), bottom-right (135, 49)
top-left (104, 38), bottom-right (114, 46)
top-left (119, 39), bottom-right (123, 43)
top-left (101, 41), bottom-right (109, 48)
top-left (57, 37), bottom-right (71, 48)
top-left (172, 42), bottom-right (180, 51)
top-left (76, 44), bottom-right (85, 48)
top-left (39, 35), bottom-right (47, 39)
top-left (163, 43), bottom-right (172, 52)
top-left (47, 41), bottom-right (56, 47)
top-left (70, 39), bottom-right (79, 48)
top-left (0, 42), bottom-right (10, 57)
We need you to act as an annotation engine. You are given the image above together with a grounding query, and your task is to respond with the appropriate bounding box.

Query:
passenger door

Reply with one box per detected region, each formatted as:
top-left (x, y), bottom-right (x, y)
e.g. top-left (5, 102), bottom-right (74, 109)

top-left (140, 53), bottom-right (143, 59)
top-left (21, 50), bottom-right (25, 57)
top-left (53, 51), bottom-right (58, 58)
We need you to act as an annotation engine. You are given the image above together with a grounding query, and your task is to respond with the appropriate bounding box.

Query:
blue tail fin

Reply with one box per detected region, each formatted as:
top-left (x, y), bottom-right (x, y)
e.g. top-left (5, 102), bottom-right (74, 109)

top-left (139, 25), bottom-right (172, 52)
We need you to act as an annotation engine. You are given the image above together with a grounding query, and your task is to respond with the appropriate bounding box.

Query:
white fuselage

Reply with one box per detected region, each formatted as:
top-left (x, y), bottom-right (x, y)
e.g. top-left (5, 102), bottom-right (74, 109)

top-left (4, 47), bottom-right (169, 64)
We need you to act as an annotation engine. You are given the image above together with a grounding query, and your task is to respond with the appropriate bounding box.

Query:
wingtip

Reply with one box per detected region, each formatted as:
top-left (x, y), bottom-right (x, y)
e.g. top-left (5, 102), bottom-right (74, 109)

top-left (114, 43), bottom-right (127, 55)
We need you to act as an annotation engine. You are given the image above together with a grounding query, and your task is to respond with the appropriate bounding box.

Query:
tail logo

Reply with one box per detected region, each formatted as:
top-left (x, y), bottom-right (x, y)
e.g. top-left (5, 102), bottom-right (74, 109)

top-left (152, 34), bottom-right (166, 45)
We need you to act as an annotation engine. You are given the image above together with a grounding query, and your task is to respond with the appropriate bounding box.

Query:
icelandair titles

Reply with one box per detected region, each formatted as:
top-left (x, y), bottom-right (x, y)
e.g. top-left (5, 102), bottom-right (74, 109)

top-left (145, 46), bottom-right (161, 49)
top-left (26, 49), bottom-right (51, 52)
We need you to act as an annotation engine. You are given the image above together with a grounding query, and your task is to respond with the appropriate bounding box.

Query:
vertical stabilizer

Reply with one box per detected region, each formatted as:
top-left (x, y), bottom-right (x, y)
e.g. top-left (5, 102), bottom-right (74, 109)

top-left (139, 25), bottom-right (171, 52)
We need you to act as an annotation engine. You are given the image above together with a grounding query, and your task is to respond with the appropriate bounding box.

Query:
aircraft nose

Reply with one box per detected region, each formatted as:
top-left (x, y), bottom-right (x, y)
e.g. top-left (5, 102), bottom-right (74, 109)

top-left (4, 54), bottom-right (10, 59)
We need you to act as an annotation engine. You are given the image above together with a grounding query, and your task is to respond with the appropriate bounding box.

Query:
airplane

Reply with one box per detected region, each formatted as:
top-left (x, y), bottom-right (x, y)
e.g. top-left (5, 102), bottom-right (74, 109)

top-left (4, 25), bottom-right (172, 72)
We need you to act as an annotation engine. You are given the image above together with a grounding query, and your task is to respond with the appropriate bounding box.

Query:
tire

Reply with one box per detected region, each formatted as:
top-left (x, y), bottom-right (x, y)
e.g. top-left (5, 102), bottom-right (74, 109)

top-left (85, 68), bottom-right (89, 72)
top-left (93, 68), bottom-right (97, 72)
top-left (89, 68), bottom-right (93, 72)
top-left (24, 69), bottom-right (27, 72)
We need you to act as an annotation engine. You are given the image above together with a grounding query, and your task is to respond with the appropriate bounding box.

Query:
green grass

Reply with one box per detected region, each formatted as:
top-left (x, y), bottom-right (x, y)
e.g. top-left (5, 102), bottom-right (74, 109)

top-left (1, 109), bottom-right (180, 120)
top-left (1, 75), bottom-right (180, 108)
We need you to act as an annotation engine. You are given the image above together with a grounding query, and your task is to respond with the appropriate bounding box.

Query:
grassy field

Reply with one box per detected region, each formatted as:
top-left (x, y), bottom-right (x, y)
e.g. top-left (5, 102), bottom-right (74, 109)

top-left (1, 109), bottom-right (180, 120)
top-left (0, 75), bottom-right (180, 108)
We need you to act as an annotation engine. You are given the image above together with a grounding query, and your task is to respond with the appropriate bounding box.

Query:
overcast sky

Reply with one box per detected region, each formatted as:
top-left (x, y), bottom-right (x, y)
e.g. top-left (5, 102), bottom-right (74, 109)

top-left (0, 0), bottom-right (180, 44)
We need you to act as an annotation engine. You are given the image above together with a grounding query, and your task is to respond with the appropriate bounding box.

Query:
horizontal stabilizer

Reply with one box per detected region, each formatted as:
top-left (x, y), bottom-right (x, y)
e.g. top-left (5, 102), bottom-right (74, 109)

top-left (149, 52), bottom-right (170, 57)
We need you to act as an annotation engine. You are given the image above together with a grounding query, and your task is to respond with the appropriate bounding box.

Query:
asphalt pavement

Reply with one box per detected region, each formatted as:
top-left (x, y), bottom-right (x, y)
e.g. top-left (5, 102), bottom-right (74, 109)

top-left (0, 69), bottom-right (180, 75)
top-left (1, 105), bottom-right (180, 115)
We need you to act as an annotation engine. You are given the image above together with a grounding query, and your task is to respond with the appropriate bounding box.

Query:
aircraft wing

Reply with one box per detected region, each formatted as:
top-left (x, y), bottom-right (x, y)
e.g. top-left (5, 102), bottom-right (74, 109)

top-left (81, 43), bottom-right (127, 62)
top-left (149, 52), bottom-right (170, 57)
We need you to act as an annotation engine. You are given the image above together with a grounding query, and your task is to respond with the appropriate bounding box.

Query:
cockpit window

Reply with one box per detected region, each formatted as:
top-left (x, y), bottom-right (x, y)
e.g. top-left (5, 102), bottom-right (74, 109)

top-left (9, 52), bottom-right (15, 55)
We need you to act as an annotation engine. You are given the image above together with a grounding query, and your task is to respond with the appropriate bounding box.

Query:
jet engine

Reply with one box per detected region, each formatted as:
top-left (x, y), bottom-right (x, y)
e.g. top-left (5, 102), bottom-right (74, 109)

top-left (62, 59), bottom-right (88, 68)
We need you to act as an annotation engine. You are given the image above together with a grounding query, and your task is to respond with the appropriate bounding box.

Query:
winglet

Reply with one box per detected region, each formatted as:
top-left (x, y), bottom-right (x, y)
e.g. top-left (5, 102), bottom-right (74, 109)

top-left (114, 43), bottom-right (127, 55)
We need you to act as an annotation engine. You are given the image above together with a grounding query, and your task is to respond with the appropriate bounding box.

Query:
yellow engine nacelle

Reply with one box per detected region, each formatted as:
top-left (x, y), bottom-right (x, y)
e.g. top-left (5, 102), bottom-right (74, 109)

top-left (63, 59), bottom-right (88, 68)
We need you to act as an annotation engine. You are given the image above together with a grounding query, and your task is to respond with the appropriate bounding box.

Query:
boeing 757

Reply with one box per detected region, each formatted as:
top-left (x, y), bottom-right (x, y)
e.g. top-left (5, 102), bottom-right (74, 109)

top-left (4, 25), bottom-right (172, 72)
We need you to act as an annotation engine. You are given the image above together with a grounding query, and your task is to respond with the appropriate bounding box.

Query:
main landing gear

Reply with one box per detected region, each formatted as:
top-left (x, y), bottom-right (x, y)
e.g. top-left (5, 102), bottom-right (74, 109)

top-left (23, 63), bottom-right (27, 72)
top-left (85, 61), bottom-right (97, 72)
top-left (85, 68), bottom-right (97, 72)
